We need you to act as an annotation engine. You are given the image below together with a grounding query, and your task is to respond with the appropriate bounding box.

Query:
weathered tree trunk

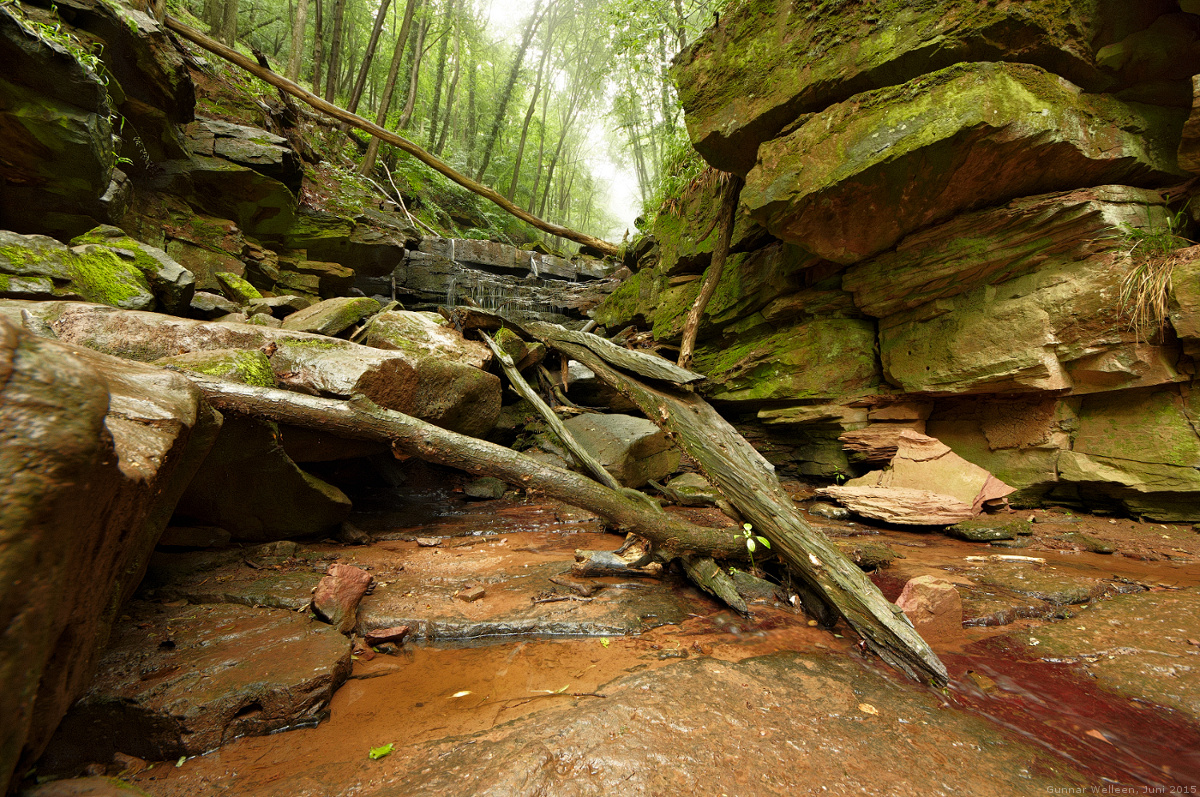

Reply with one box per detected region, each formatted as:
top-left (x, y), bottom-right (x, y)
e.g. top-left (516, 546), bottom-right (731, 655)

top-left (474, 0), bottom-right (544, 183)
top-left (346, 0), bottom-right (392, 114)
top-left (284, 0), bottom-right (309, 80)
top-left (360, 0), bottom-right (420, 174)
top-left (322, 0), bottom-right (347, 102)
top-left (178, 375), bottom-right (746, 561)
top-left (678, 174), bottom-right (741, 370)
top-left (220, 0), bottom-right (239, 45)
top-left (311, 0), bottom-right (325, 91)
top-left (433, 23), bottom-right (462, 156)
top-left (165, 15), bottom-right (620, 256)
top-left (524, 322), bottom-right (949, 686)
top-left (463, 55), bottom-right (477, 171)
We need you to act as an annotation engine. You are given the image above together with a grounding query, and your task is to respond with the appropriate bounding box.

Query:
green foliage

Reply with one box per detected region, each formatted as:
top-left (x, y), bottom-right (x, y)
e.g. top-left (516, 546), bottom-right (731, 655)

top-left (1118, 203), bottom-right (1194, 343)
top-left (739, 521), bottom-right (770, 573)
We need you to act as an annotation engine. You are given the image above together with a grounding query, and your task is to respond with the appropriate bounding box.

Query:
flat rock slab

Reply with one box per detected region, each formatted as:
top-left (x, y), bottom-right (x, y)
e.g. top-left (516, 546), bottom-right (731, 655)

top-left (966, 561), bottom-right (1140, 606)
top-left (42, 603), bottom-right (351, 768)
top-left (362, 653), bottom-right (1084, 796)
top-left (1019, 587), bottom-right (1200, 725)
top-left (141, 547), bottom-right (329, 611)
top-left (357, 549), bottom-right (702, 641)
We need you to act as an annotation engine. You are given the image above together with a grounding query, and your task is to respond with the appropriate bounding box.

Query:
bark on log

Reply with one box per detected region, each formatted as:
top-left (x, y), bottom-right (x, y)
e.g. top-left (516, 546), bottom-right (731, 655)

top-left (681, 555), bottom-right (748, 615)
top-left (178, 374), bottom-right (745, 562)
top-left (528, 328), bottom-right (948, 685)
top-left (162, 16), bottom-right (621, 259)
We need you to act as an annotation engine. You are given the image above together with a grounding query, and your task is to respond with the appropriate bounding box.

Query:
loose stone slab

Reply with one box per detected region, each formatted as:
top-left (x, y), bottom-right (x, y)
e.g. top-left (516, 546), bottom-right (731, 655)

top-left (41, 603), bottom-right (351, 767)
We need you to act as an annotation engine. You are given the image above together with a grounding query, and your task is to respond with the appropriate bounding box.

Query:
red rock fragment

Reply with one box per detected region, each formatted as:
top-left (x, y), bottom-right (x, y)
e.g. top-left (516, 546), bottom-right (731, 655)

top-left (312, 564), bottom-right (373, 633)
top-left (364, 625), bottom-right (411, 647)
top-left (896, 575), bottom-right (964, 644)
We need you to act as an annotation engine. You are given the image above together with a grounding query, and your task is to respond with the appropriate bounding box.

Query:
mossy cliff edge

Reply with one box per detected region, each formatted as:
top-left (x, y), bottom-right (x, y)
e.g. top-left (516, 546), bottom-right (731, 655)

top-left (599, 1), bottom-right (1200, 519)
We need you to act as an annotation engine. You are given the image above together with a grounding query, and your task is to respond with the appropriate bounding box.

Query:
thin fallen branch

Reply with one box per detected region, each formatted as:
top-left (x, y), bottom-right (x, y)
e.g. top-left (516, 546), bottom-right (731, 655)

top-left (679, 175), bottom-right (742, 370)
top-left (480, 331), bottom-right (620, 490)
top-left (163, 15), bottom-right (620, 258)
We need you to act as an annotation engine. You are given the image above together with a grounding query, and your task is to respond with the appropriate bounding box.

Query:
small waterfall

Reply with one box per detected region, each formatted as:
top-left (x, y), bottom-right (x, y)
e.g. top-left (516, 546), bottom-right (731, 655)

top-left (445, 273), bottom-right (457, 308)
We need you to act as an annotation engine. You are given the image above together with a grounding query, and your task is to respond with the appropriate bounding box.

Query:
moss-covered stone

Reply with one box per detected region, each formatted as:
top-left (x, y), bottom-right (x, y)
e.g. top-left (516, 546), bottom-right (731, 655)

top-left (743, 61), bottom-right (1187, 264)
top-left (280, 296), bottom-right (381, 336)
top-left (215, 270), bottom-right (263, 304)
top-left (155, 348), bottom-right (276, 387)
top-left (675, 0), bottom-right (1173, 174)
top-left (694, 318), bottom-right (878, 403)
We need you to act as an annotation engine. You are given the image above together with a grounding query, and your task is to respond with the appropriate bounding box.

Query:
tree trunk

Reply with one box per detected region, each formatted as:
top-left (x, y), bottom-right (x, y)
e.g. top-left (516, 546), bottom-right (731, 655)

top-left (426, 0), bottom-right (456, 148)
top-left (474, 0), bottom-right (544, 183)
top-left (311, 0), bottom-right (325, 91)
top-left (678, 175), bottom-right (741, 370)
top-left (506, 13), bottom-right (553, 202)
top-left (323, 0), bottom-right (347, 102)
top-left (433, 21), bottom-right (461, 156)
top-left (671, 0), bottom-right (686, 53)
top-left (179, 374), bottom-right (745, 561)
top-left (524, 322), bottom-right (949, 686)
top-left (220, 0), bottom-right (239, 45)
top-left (396, 16), bottom-right (429, 131)
top-left (463, 55), bottom-right (477, 172)
top-left (359, 0), bottom-right (420, 174)
top-left (346, 0), bottom-right (392, 114)
top-left (165, 14), bottom-right (621, 256)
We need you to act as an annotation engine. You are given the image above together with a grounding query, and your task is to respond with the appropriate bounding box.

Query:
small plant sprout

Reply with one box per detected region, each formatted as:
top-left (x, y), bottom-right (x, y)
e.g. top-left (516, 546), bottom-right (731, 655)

top-left (740, 522), bottom-right (771, 574)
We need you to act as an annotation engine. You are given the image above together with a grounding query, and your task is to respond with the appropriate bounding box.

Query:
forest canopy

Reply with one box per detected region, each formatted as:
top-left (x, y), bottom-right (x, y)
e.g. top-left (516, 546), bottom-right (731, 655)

top-left (188, 0), bottom-right (726, 241)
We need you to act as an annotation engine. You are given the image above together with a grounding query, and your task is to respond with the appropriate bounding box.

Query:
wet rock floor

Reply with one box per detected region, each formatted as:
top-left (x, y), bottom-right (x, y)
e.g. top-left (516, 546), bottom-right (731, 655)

top-left (32, 480), bottom-right (1200, 796)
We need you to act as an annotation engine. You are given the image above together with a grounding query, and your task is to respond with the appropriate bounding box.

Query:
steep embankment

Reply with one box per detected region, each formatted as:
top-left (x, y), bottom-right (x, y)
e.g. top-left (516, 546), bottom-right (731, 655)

top-left (599, 0), bottom-right (1200, 521)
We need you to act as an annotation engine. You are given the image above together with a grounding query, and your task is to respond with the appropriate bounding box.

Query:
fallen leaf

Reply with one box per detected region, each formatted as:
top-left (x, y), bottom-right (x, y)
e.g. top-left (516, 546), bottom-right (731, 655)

top-left (1085, 729), bottom-right (1114, 745)
top-left (175, 756), bottom-right (187, 768)
top-left (858, 703), bottom-right (879, 716)
top-left (451, 690), bottom-right (472, 698)
top-left (369, 743), bottom-right (394, 760)
top-left (600, 637), bottom-right (610, 648)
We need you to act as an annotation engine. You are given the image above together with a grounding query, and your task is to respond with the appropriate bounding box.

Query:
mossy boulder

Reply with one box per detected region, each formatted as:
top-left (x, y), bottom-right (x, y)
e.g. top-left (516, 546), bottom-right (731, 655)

top-left (155, 348), bottom-right (275, 387)
top-left (215, 270), bottom-right (263, 304)
top-left (675, 0), bottom-right (1177, 174)
top-left (184, 155), bottom-right (297, 237)
top-left (879, 243), bottom-right (1183, 395)
top-left (0, 230), bottom-right (156, 310)
top-left (1058, 385), bottom-right (1200, 520)
top-left (363, 309), bottom-right (491, 369)
top-left (281, 296), bottom-right (381, 336)
top-left (694, 318), bottom-right (878, 403)
top-left (742, 61), bottom-right (1187, 264)
top-left (71, 225), bottom-right (196, 314)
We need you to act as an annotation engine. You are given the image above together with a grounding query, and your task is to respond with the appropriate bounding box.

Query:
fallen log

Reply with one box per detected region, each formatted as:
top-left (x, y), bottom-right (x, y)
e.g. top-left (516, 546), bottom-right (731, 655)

top-left (178, 374), bottom-right (745, 562)
top-left (526, 325), bottom-right (948, 685)
top-left (162, 16), bottom-right (620, 258)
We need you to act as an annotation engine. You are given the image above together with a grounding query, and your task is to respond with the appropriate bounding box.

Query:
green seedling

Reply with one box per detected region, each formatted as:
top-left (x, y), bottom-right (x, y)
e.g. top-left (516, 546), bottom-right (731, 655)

top-left (740, 522), bottom-right (771, 574)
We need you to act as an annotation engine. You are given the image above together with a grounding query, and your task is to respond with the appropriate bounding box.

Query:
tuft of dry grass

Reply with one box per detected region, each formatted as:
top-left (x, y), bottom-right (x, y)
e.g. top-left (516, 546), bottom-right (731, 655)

top-left (1117, 204), bottom-right (1193, 343)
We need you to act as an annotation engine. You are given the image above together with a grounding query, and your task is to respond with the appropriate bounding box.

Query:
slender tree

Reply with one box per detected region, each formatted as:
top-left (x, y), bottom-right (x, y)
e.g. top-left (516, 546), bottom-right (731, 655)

top-left (346, 0), bottom-right (392, 113)
top-left (311, 0), bottom-right (325, 91)
top-left (433, 18), bottom-right (462, 155)
top-left (360, 0), bottom-right (420, 174)
top-left (506, 3), bottom-right (556, 201)
top-left (396, 14), bottom-right (430, 131)
top-left (285, 0), bottom-right (309, 79)
top-left (473, 0), bottom-right (544, 183)
top-left (323, 0), bottom-right (347, 101)
top-left (426, 0), bottom-right (457, 148)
